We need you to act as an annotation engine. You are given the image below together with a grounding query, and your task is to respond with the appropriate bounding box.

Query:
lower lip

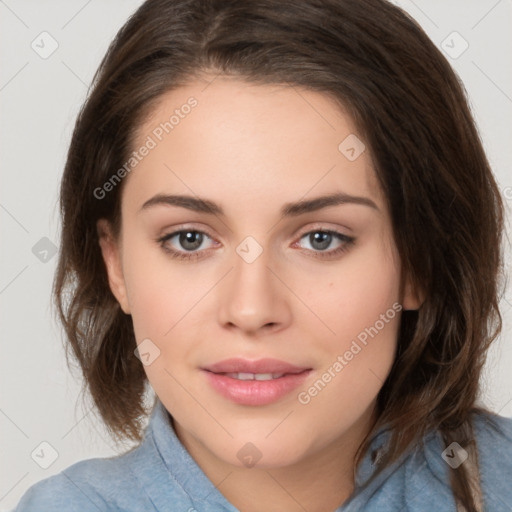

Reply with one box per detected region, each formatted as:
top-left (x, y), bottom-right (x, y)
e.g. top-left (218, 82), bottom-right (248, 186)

top-left (202, 369), bottom-right (312, 406)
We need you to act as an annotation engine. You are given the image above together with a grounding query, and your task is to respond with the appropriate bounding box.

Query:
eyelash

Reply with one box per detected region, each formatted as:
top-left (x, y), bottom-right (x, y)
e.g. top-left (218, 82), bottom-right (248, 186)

top-left (156, 226), bottom-right (355, 262)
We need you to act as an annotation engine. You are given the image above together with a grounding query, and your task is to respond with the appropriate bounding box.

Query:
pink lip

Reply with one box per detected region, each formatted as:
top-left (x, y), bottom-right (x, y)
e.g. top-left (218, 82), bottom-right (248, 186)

top-left (201, 358), bottom-right (312, 406)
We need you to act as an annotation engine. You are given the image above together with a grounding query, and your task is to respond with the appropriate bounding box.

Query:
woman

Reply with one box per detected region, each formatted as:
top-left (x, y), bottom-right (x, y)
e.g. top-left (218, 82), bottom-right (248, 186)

top-left (15, 0), bottom-right (512, 510)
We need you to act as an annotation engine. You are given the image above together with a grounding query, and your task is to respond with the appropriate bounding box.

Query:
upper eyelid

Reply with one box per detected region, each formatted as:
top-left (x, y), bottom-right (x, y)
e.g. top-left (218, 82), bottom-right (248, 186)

top-left (161, 221), bottom-right (353, 238)
top-left (162, 225), bottom-right (347, 236)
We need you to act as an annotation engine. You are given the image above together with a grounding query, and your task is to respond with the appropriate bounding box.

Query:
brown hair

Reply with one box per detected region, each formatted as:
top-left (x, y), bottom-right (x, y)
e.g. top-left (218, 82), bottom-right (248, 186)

top-left (52, 0), bottom-right (506, 509)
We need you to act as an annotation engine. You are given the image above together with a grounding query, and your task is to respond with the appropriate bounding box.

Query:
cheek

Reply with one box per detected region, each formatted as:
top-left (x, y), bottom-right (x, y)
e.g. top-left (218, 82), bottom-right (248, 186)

top-left (120, 241), bottom-right (190, 340)
top-left (301, 238), bottom-right (401, 344)
top-left (122, 246), bottom-right (202, 403)
top-left (296, 237), bottom-right (401, 407)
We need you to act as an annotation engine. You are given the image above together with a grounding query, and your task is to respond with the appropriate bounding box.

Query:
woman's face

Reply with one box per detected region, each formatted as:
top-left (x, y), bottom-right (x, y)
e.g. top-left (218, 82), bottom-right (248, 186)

top-left (98, 76), bottom-right (420, 469)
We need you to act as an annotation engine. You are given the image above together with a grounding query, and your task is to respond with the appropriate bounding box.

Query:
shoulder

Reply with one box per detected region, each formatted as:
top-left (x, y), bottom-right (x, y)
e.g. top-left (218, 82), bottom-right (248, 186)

top-left (14, 448), bottom-right (144, 512)
top-left (472, 409), bottom-right (512, 470)
top-left (471, 410), bottom-right (512, 508)
top-left (472, 409), bottom-right (512, 453)
top-left (14, 460), bottom-right (111, 512)
top-left (392, 411), bottom-right (512, 510)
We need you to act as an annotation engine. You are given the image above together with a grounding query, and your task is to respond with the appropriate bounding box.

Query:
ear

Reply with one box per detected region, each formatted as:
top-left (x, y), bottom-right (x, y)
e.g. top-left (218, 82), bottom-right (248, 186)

top-left (402, 274), bottom-right (425, 311)
top-left (97, 219), bottom-right (131, 314)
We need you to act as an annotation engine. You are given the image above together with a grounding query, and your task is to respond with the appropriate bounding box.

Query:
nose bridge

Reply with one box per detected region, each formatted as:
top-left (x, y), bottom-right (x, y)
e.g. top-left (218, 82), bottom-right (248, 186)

top-left (217, 235), bottom-right (289, 333)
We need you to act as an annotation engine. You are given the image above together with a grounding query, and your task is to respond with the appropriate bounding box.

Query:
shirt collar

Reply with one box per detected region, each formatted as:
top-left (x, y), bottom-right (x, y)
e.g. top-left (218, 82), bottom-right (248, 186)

top-left (140, 398), bottom-right (434, 511)
top-left (131, 397), bottom-right (238, 511)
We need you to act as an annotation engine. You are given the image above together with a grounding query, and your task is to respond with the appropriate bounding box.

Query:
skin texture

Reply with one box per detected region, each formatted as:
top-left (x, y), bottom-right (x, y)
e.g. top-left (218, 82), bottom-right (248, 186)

top-left (97, 76), bottom-right (421, 512)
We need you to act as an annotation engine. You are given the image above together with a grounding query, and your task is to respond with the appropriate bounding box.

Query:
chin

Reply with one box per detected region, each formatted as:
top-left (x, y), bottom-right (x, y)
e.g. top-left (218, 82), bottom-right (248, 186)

top-left (214, 434), bottom-right (311, 470)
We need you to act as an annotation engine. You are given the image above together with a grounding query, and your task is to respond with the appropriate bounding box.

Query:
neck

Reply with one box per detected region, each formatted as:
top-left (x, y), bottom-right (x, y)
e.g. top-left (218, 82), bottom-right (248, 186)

top-left (171, 405), bottom-right (377, 512)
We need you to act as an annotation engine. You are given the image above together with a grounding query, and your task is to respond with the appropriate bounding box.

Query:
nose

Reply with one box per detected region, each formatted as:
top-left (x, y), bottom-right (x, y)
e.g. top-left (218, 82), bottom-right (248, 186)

top-left (217, 247), bottom-right (292, 337)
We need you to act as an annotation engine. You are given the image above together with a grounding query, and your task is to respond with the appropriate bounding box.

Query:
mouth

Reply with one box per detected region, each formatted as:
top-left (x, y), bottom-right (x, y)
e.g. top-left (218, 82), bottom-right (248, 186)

top-left (211, 372), bottom-right (295, 380)
top-left (201, 358), bottom-right (313, 405)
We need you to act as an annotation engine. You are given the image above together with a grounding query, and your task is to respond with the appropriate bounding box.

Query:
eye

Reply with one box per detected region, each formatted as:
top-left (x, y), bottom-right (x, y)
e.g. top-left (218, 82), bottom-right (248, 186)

top-left (157, 229), bottom-right (217, 261)
top-left (294, 230), bottom-right (355, 259)
top-left (157, 227), bottom-right (355, 261)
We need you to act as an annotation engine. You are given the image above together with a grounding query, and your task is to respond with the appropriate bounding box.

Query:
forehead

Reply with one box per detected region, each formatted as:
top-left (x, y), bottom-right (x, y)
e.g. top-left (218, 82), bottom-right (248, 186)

top-left (123, 76), bottom-right (384, 217)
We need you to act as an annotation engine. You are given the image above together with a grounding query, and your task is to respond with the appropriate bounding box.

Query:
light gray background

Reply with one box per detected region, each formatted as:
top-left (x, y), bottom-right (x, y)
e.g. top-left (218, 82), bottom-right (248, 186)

top-left (1, 1), bottom-right (511, 510)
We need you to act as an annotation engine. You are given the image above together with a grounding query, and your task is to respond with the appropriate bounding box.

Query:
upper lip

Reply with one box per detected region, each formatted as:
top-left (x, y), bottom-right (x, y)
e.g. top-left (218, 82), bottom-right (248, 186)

top-left (202, 358), bottom-right (311, 375)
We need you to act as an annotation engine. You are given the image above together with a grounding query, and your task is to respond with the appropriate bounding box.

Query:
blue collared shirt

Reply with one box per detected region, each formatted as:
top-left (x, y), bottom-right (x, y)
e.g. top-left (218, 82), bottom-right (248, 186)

top-left (14, 399), bottom-right (512, 511)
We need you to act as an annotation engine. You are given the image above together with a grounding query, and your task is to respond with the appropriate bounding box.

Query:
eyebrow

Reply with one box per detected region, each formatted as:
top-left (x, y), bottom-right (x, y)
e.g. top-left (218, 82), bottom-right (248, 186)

top-left (139, 192), bottom-right (379, 218)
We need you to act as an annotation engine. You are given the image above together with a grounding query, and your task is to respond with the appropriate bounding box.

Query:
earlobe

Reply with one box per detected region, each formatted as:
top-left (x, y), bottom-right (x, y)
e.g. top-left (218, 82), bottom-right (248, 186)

top-left (97, 219), bottom-right (131, 314)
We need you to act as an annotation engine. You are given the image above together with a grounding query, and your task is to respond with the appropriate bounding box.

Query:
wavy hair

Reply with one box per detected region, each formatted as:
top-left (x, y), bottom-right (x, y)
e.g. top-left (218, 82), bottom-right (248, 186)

top-left (52, 0), bottom-right (506, 510)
